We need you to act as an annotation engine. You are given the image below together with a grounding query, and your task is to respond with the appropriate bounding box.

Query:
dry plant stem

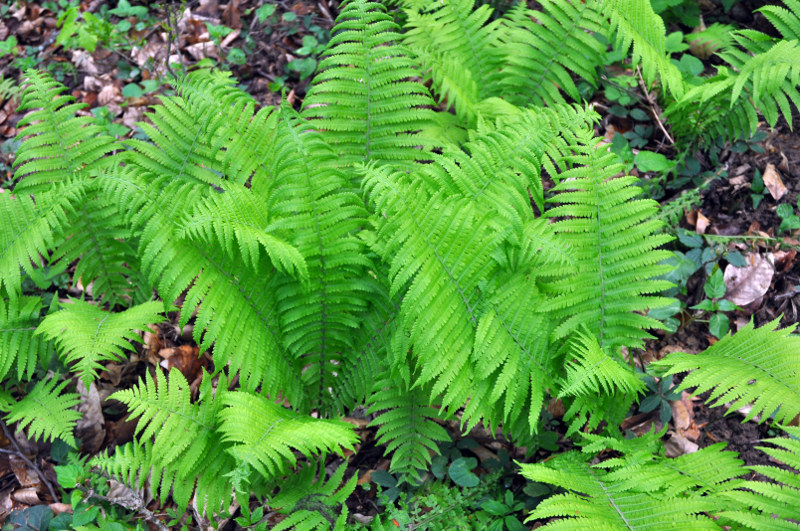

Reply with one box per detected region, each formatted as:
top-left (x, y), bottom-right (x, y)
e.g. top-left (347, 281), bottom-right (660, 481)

top-left (636, 67), bottom-right (675, 146)
top-left (0, 420), bottom-right (59, 503)
top-left (79, 484), bottom-right (169, 531)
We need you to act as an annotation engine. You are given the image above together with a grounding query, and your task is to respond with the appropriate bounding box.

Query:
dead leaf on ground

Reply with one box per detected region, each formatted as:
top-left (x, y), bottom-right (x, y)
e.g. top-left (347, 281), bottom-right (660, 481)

top-left (663, 431), bottom-right (698, 457)
top-left (12, 487), bottom-right (40, 505)
top-left (724, 253), bottom-right (774, 308)
top-left (75, 381), bottom-right (106, 455)
top-left (670, 391), bottom-right (700, 441)
top-left (695, 211), bottom-right (710, 234)
top-left (8, 455), bottom-right (40, 489)
top-left (763, 163), bottom-right (787, 200)
top-left (158, 345), bottom-right (205, 382)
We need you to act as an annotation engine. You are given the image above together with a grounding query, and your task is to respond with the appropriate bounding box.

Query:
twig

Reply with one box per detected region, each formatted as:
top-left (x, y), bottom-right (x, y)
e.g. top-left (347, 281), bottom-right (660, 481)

top-left (79, 483), bottom-right (169, 531)
top-left (0, 420), bottom-right (59, 503)
top-left (636, 67), bottom-right (675, 146)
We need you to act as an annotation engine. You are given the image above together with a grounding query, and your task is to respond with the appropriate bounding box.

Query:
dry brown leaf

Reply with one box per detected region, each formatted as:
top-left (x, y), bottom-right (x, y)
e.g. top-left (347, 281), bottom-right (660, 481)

top-left (763, 163), bottom-right (787, 200)
top-left (663, 431), bottom-right (698, 457)
top-left (75, 380), bottom-right (106, 454)
top-left (8, 455), bottom-right (40, 489)
top-left (695, 211), bottom-right (710, 234)
top-left (158, 345), bottom-right (204, 381)
top-left (670, 391), bottom-right (700, 441)
top-left (724, 253), bottom-right (774, 307)
top-left (12, 487), bottom-right (40, 505)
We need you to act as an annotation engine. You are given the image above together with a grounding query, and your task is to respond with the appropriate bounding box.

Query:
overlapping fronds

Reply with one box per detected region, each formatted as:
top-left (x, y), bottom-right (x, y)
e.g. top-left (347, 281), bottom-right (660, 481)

top-left (603, 0), bottom-right (684, 99)
top-left (401, 0), bottom-right (504, 124)
top-left (0, 296), bottom-right (50, 382)
top-left (720, 425), bottom-right (800, 530)
top-left (2, 378), bottom-right (81, 448)
top-left (180, 183), bottom-right (308, 280)
top-left (36, 299), bottom-right (164, 387)
top-left (218, 391), bottom-right (357, 480)
top-left (520, 450), bottom-right (726, 529)
top-left (302, 0), bottom-right (436, 170)
top-left (498, 1), bottom-right (606, 107)
top-left (255, 106), bottom-right (377, 413)
top-left (544, 130), bottom-right (674, 351)
top-left (0, 189), bottom-right (74, 298)
top-left (268, 461), bottom-right (357, 531)
top-left (99, 369), bottom-right (236, 514)
top-left (13, 69), bottom-right (116, 194)
top-left (368, 371), bottom-right (451, 482)
top-left (652, 318), bottom-right (800, 425)
top-left (758, 0), bottom-right (800, 41)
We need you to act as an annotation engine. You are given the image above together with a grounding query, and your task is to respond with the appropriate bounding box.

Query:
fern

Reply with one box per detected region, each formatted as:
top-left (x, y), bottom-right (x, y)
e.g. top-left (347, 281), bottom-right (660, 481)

top-left (652, 318), bottom-right (800, 425)
top-left (97, 369), bottom-right (236, 514)
top-left (13, 69), bottom-right (116, 194)
top-left (302, 0), bottom-right (437, 169)
top-left (2, 377), bottom-right (81, 448)
top-left (368, 370), bottom-right (451, 481)
top-left (36, 299), bottom-right (164, 387)
top-left (219, 391), bottom-right (357, 479)
top-left (268, 461), bottom-right (357, 531)
top-left (544, 130), bottom-right (673, 351)
top-left (719, 425), bottom-right (800, 530)
top-left (0, 296), bottom-right (51, 382)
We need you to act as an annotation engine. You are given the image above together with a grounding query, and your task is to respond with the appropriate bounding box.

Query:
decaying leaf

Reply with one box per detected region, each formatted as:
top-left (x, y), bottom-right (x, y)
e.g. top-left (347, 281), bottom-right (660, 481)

top-left (763, 163), bottom-right (787, 200)
top-left (663, 430), bottom-right (699, 457)
top-left (723, 253), bottom-right (774, 307)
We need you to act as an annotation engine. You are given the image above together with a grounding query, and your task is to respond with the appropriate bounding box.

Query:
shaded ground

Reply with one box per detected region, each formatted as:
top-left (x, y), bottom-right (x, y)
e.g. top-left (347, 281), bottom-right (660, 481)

top-left (0, 0), bottom-right (798, 528)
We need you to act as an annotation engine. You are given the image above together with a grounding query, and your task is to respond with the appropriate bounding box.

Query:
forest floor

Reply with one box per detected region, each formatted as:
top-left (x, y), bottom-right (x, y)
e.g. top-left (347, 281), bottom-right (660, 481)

top-left (0, 0), bottom-right (799, 529)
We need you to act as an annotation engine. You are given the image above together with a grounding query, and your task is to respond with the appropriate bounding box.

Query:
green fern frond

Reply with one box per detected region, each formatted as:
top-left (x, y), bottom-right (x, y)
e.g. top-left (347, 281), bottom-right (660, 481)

top-left (263, 105), bottom-right (378, 413)
top-left (3, 377), bottom-right (81, 448)
top-left (720, 425), bottom-right (800, 529)
top-left (0, 296), bottom-right (50, 381)
top-left (180, 183), bottom-right (308, 280)
top-left (368, 370), bottom-right (451, 482)
top-left (603, 0), bottom-right (684, 99)
top-left (558, 331), bottom-right (644, 399)
top-left (544, 131), bottom-right (674, 351)
top-left (652, 318), bottom-right (800, 425)
top-left (520, 450), bottom-right (724, 529)
top-left (269, 461), bottom-right (357, 531)
top-left (103, 369), bottom-right (236, 513)
top-left (0, 191), bottom-right (73, 297)
top-left (498, 1), bottom-right (606, 107)
top-left (36, 299), bottom-right (165, 387)
top-left (302, 0), bottom-right (437, 170)
top-left (13, 69), bottom-right (116, 194)
top-left (218, 391), bottom-right (357, 480)
top-left (758, 0), bottom-right (800, 41)
top-left (402, 0), bottom-right (504, 124)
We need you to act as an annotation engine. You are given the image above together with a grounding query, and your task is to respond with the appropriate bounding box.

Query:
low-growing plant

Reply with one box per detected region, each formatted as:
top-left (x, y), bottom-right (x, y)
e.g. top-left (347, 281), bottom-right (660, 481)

top-left (2, 1), bottom-right (800, 528)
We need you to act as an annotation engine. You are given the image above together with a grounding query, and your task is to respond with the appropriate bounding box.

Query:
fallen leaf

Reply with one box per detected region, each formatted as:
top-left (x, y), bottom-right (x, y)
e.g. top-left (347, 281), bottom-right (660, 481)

top-left (695, 211), bottom-right (710, 234)
top-left (763, 163), bottom-right (787, 200)
top-left (724, 253), bottom-right (774, 308)
top-left (670, 392), bottom-right (700, 441)
top-left (12, 487), bottom-right (40, 505)
top-left (75, 381), bottom-right (106, 454)
top-left (158, 345), bottom-right (204, 381)
top-left (8, 455), bottom-right (40, 489)
top-left (663, 431), bottom-right (698, 457)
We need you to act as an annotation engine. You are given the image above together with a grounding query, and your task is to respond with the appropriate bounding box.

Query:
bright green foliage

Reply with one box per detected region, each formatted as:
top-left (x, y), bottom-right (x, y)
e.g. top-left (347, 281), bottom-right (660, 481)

top-left (267, 461), bottom-right (356, 531)
top-left (499, 1), bottom-right (607, 108)
top-left (544, 131), bottom-right (673, 350)
top-left (3, 378), bottom-right (81, 448)
top-left (0, 296), bottom-right (51, 381)
top-left (720, 425), bottom-right (800, 530)
top-left (13, 69), bottom-right (115, 193)
top-left (301, 0), bottom-right (437, 169)
top-left (653, 319), bottom-right (800, 425)
top-left (97, 369), bottom-right (235, 514)
top-left (6, 0), bottom-right (800, 523)
top-left (36, 299), bottom-right (165, 387)
top-left (368, 371), bottom-right (450, 481)
top-left (218, 391), bottom-right (357, 479)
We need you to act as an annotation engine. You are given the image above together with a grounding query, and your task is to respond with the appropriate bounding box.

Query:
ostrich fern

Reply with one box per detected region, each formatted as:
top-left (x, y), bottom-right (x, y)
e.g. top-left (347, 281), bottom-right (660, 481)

top-left (2, 0), bottom-right (800, 526)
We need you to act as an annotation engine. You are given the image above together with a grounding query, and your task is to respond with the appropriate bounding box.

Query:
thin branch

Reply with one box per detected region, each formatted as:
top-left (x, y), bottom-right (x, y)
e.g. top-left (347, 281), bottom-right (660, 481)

top-left (636, 67), bottom-right (675, 146)
top-left (78, 482), bottom-right (170, 531)
top-left (0, 420), bottom-right (59, 503)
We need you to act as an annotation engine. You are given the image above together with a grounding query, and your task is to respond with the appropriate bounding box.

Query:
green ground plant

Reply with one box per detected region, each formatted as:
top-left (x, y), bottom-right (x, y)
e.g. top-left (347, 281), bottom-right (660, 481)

top-left (2, 0), bottom-right (800, 528)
